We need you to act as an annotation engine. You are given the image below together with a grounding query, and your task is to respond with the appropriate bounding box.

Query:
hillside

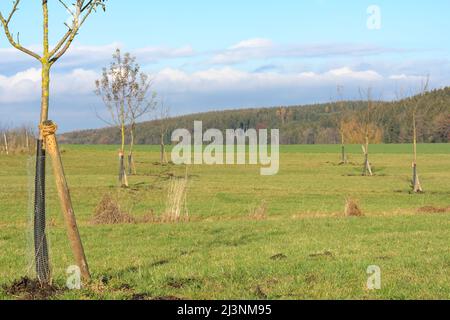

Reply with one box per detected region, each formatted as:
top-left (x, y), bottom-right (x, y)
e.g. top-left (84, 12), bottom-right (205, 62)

top-left (60, 87), bottom-right (450, 145)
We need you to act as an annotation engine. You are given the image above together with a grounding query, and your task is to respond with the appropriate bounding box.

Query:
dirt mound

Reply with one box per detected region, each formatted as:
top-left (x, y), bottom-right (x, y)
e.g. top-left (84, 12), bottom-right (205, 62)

top-left (3, 277), bottom-right (60, 300)
top-left (130, 293), bottom-right (183, 300)
top-left (418, 206), bottom-right (450, 214)
top-left (309, 250), bottom-right (334, 259)
top-left (92, 194), bottom-right (136, 225)
top-left (345, 198), bottom-right (364, 217)
top-left (166, 277), bottom-right (199, 289)
top-left (152, 295), bottom-right (183, 300)
top-left (270, 253), bottom-right (287, 261)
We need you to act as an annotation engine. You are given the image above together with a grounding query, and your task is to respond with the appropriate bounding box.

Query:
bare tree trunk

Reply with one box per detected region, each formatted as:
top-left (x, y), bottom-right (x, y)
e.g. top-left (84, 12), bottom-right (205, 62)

top-left (340, 129), bottom-right (347, 164)
top-left (361, 89), bottom-right (374, 177)
top-left (25, 130), bottom-right (29, 151)
top-left (362, 137), bottom-right (373, 176)
top-left (119, 123), bottom-right (128, 187)
top-left (160, 133), bottom-right (167, 164)
top-left (119, 151), bottom-right (125, 184)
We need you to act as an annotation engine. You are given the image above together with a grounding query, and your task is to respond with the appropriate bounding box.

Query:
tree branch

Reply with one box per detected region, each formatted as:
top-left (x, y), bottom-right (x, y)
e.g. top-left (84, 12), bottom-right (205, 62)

top-left (50, 0), bottom-right (106, 64)
top-left (0, 0), bottom-right (41, 61)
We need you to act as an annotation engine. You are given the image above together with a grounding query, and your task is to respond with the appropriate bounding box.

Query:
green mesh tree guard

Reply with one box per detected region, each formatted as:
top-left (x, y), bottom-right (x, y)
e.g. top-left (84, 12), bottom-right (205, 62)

top-left (33, 139), bottom-right (50, 283)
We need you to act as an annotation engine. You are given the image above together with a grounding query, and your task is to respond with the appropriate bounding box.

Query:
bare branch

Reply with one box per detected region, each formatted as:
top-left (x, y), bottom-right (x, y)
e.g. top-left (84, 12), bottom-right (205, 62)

top-left (50, 0), bottom-right (107, 64)
top-left (58, 0), bottom-right (75, 17)
top-left (0, 0), bottom-right (41, 61)
top-left (49, 29), bottom-right (73, 59)
top-left (6, 0), bottom-right (20, 25)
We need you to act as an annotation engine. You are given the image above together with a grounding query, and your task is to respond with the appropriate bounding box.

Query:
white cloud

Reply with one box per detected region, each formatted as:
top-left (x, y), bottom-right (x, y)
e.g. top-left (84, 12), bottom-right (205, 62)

top-left (211, 38), bottom-right (274, 64)
top-left (0, 43), bottom-right (196, 73)
top-left (58, 43), bottom-right (196, 68)
top-left (229, 38), bottom-right (273, 50)
top-left (1, 63), bottom-right (448, 130)
top-left (210, 38), bottom-right (407, 65)
top-left (53, 69), bottom-right (99, 94)
top-left (0, 68), bottom-right (98, 103)
top-left (134, 45), bottom-right (195, 60)
top-left (0, 65), bottom-right (430, 105)
top-left (326, 67), bottom-right (382, 81)
top-left (389, 74), bottom-right (425, 81)
top-left (155, 66), bottom-right (384, 93)
top-left (0, 37), bottom-right (448, 130)
top-left (0, 68), bottom-right (41, 103)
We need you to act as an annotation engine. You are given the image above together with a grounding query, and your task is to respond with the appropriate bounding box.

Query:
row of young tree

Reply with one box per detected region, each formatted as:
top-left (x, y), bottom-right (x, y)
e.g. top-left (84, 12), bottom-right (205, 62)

top-left (72, 78), bottom-right (448, 194)
top-left (337, 84), bottom-right (431, 192)
top-left (0, 124), bottom-right (35, 155)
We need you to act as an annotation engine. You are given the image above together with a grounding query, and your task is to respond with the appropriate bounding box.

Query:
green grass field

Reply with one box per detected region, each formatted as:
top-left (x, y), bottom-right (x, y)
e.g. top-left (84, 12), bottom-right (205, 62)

top-left (1, 144), bottom-right (449, 300)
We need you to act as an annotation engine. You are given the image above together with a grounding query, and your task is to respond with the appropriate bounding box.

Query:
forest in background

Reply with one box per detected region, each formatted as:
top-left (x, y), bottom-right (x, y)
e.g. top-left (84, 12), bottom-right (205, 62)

top-left (60, 87), bottom-right (450, 145)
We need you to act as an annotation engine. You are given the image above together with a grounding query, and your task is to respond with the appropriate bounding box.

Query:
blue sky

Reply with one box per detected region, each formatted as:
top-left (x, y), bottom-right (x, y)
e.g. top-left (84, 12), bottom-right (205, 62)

top-left (1, 0), bottom-right (449, 131)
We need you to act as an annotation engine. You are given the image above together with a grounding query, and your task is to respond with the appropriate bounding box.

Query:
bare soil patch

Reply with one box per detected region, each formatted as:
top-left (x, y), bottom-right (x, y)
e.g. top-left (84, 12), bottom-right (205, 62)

top-left (270, 253), bottom-right (287, 261)
top-left (418, 206), bottom-right (450, 214)
top-left (309, 250), bottom-right (334, 259)
top-left (3, 277), bottom-right (61, 300)
top-left (166, 277), bottom-right (199, 289)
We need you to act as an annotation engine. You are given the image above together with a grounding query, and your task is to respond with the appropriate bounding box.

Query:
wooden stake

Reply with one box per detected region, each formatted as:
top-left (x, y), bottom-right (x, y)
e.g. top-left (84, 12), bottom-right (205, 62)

top-left (361, 145), bottom-right (373, 176)
top-left (3, 133), bottom-right (8, 155)
top-left (118, 151), bottom-right (129, 187)
top-left (412, 162), bottom-right (423, 193)
top-left (41, 121), bottom-right (91, 281)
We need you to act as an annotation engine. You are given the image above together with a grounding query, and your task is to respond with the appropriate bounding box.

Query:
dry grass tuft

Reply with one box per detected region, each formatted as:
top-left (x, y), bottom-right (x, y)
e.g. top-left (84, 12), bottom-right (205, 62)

top-left (92, 194), bottom-right (136, 225)
top-left (162, 174), bottom-right (189, 223)
top-left (139, 210), bottom-right (159, 223)
top-left (345, 198), bottom-right (364, 217)
top-left (249, 200), bottom-right (268, 220)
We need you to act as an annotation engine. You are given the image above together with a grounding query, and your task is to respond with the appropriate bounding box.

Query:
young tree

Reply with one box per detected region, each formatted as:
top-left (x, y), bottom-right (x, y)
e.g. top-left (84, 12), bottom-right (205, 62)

top-left (126, 62), bottom-right (157, 175)
top-left (96, 49), bottom-right (143, 186)
top-left (0, 0), bottom-right (107, 284)
top-left (359, 88), bottom-right (375, 176)
top-left (340, 117), bottom-right (383, 145)
top-left (408, 77), bottom-right (430, 193)
top-left (156, 99), bottom-right (171, 164)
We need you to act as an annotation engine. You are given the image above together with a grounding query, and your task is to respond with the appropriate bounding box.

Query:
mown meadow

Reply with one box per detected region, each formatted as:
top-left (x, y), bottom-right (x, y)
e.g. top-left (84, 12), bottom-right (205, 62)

top-left (0, 144), bottom-right (449, 299)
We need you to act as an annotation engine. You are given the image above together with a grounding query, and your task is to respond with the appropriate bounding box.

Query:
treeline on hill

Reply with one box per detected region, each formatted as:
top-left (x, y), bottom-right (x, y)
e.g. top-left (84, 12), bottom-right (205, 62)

top-left (60, 87), bottom-right (450, 145)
